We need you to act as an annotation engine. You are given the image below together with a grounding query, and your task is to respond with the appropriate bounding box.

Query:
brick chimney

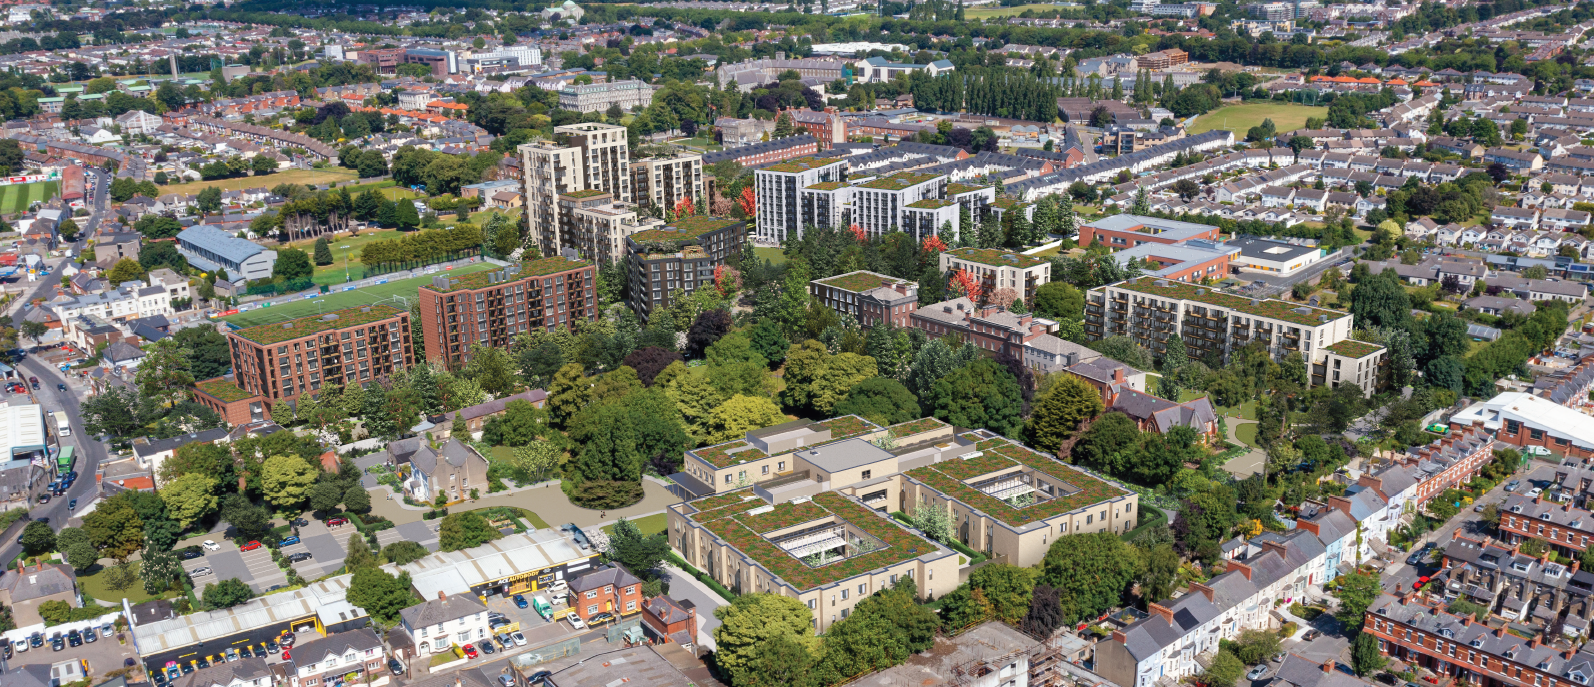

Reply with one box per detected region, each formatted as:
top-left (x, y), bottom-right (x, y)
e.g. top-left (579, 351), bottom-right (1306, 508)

top-left (1188, 581), bottom-right (1215, 602)
top-left (1226, 560), bottom-right (1254, 580)
top-left (438, 591), bottom-right (447, 601)
top-left (1321, 661), bottom-right (1334, 674)
top-left (1461, 615), bottom-right (1472, 626)
top-left (1327, 494), bottom-right (1354, 514)
top-left (1111, 629), bottom-right (1128, 643)
top-left (1496, 627), bottom-right (1506, 637)
top-left (1148, 602), bottom-right (1175, 625)
top-left (1113, 367), bottom-right (1125, 384)
top-left (1297, 519), bottom-right (1321, 537)
top-left (1260, 540), bottom-right (1289, 559)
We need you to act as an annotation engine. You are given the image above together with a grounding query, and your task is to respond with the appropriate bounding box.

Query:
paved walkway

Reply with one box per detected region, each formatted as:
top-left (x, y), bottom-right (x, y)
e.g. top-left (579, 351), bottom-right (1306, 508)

top-left (1222, 418), bottom-right (1266, 478)
top-left (366, 478), bottom-right (681, 529)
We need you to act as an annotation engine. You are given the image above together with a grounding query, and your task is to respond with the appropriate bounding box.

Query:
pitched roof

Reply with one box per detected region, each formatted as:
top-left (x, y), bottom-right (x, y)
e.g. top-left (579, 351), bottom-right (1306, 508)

top-left (398, 592), bottom-right (487, 630)
top-left (571, 565), bottom-right (641, 594)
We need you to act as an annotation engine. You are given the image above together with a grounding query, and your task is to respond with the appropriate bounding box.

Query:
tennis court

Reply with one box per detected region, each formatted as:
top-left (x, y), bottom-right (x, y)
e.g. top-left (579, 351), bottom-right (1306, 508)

top-left (220, 262), bottom-right (497, 328)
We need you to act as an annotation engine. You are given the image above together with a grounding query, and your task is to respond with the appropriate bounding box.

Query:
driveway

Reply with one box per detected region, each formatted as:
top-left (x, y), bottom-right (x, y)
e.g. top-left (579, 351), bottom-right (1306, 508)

top-left (655, 562), bottom-right (726, 644)
top-left (365, 479), bottom-right (680, 529)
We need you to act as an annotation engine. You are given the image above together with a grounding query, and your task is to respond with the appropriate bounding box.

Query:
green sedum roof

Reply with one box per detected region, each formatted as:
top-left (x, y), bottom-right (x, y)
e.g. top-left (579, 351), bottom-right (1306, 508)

top-left (1109, 277), bottom-right (1348, 327)
top-left (859, 172), bottom-right (942, 191)
top-left (233, 304), bottom-right (405, 345)
top-left (194, 379), bottom-right (256, 403)
top-left (1325, 339), bottom-right (1385, 358)
top-left (905, 433), bottom-right (1131, 528)
top-left (630, 216), bottom-right (741, 243)
top-left (944, 247), bottom-right (1047, 269)
top-left (819, 270), bottom-right (909, 293)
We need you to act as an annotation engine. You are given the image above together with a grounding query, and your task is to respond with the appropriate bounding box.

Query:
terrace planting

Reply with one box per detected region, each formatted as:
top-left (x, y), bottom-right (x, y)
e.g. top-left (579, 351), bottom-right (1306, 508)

top-left (233, 304), bottom-right (405, 345)
top-left (944, 247), bottom-right (1048, 269)
top-left (1112, 277), bottom-right (1346, 327)
top-left (194, 379), bottom-right (257, 403)
top-left (905, 434), bottom-right (1130, 527)
top-left (820, 271), bottom-right (909, 293)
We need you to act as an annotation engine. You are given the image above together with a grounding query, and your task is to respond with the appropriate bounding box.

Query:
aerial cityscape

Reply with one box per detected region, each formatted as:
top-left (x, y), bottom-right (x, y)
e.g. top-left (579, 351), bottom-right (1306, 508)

top-left (0, 0), bottom-right (1589, 685)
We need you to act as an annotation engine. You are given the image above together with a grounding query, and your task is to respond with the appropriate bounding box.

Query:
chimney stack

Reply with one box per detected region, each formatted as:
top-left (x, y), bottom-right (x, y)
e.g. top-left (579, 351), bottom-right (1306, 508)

top-left (1148, 602), bottom-right (1175, 625)
top-left (438, 591), bottom-right (447, 601)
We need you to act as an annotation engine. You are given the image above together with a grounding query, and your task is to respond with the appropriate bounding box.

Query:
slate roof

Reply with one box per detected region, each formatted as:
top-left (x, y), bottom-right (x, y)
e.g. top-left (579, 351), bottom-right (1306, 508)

top-left (570, 565), bottom-right (641, 594)
top-left (172, 658), bottom-right (272, 687)
top-left (1111, 388), bottom-right (1218, 434)
top-left (398, 592), bottom-right (487, 630)
top-left (0, 563), bottom-right (75, 602)
top-left (290, 628), bottom-right (382, 667)
top-left (132, 428), bottom-right (229, 459)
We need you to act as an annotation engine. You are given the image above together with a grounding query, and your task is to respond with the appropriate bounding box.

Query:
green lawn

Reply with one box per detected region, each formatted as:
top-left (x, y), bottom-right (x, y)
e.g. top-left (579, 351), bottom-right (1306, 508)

top-left (79, 561), bottom-right (176, 604)
top-left (0, 181), bottom-right (57, 214)
top-left (1186, 103), bottom-right (1330, 137)
top-left (602, 513), bottom-right (666, 538)
top-left (1179, 390), bottom-right (1256, 420)
top-left (220, 262), bottom-right (497, 327)
top-left (164, 168), bottom-right (358, 195)
top-left (966, 2), bottom-right (1067, 18)
top-left (280, 229), bottom-right (404, 286)
top-left (754, 247), bottom-right (788, 266)
top-left (1235, 422), bottom-right (1260, 448)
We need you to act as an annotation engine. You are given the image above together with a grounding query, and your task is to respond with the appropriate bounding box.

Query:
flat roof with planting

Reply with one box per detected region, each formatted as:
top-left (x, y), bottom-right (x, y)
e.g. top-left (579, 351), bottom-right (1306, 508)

top-left (630, 216), bottom-right (741, 243)
top-left (232, 304), bottom-right (405, 345)
top-left (819, 270), bottom-right (912, 293)
top-left (905, 431), bottom-right (1131, 528)
top-left (763, 156), bottom-right (841, 174)
top-left (943, 247), bottom-right (1048, 269)
top-left (421, 257), bottom-right (592, 293)
top-left (1107, 277), bottom-right (1347, 327)
top-left (859, 172), bottom-right (942, 190)
top-left (1325, 340), bottom-right (1385, 358)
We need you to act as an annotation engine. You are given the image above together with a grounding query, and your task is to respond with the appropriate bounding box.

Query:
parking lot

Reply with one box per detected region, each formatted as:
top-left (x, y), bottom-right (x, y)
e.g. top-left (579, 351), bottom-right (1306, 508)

top-left (377, 520), bottom-right (441, 552)
top-left (280, 519), bottom-right (353, 580)
top-left (9, 623), bottom-right (139, 678)
top-left (182, 539), bottom-right (287, 593)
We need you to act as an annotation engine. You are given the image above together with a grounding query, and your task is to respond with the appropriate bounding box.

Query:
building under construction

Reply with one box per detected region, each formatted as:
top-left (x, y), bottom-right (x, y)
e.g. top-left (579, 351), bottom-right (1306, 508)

top-left (851, 622), bottom-right (1115, 687)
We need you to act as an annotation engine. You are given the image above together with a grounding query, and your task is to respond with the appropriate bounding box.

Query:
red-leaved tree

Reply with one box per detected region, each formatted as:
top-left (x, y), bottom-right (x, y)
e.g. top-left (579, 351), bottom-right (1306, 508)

top-left (714, 264), bottom-right (742, 297)
top-left (673, 196), bottom-right (695, 219)
top-left (738, 187), bottom-right (756, 218)
top-left (848, 224), bottom-right (866, 241)
top-left (950, 269), bottom-right (984, 303)
top-left (922, 234), bottom-right (948, 253)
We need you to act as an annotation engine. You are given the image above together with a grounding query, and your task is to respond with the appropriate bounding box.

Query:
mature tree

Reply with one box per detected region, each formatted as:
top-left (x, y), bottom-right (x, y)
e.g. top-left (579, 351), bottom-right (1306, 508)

top-left (19, 521), bottom-right (53, 555)
top-left (140, 541), bottom-right (183, 595)
top-left (607, 518), bottom-right (669, 576)
top-left (1139, 543), bottom-right (1181, 603)
top-left (622, 347), bottom-right (683, 387)
top-left (713, 593), bottom-right (820, 687)
top-left (685, 309), bottom-right (733, 358)
top-left (833, 377), bottom-right (921, 427)
top-left (1353, 632), bottom-right (1388, 676)
top-left (313, 237), bottom-right (334, 266)
top-left (1032, 281), bottom-right (1085, 321)
top-left (381, 540), bottom-right (429, 565)
top-left (703, 395), bottom-right (786, 444)
top-left (259, 454), bottom-right (319, 509)
top-left (81, 386), bottom-right (143, 438)
top-left (159, 473), bottom-right (219, 529)
top-left (1040, 533), bottom-right (1139, 623)
top-left (83, 496), bottom-right (144, 561)
top-left (1025, 374), bottom-right (1103, 454)
top-left (344, 485), bottom-right (371, 513)
top-left (967, 564), bottom-right (1037, 624)
top-left (57, 528), bottom-right (97, 571)
top-left (1088, 336), bottom-right (1154, 370)
top-left (201, 578), bottom-right (254, 610)
top-left (1021, 583), bottom-right (1066, 638)
top-left (20, 320), bottom-right (48, 348)
top-left (545, 363), bottom-right (590, 429)
top-left (780, 341), bottom-right (877, 416)
top-left (346, 567), bottom-right (416, 626)
top-left (439, 511), bottom-right (503, 551)
top-left (740, 634), bottom-right (817, 687)
top-left (274, 248), bottom-right (313, 281)
top-left (345, 532), bottom-right (380, 571)
top-left (219, 493), bottom-right (270, 540)
top-left (136, 338), bottom-right (196, 408)
top-left (928, 359), bottom-right (1024, 437)
top-left (308, 481), bottom-right (343, 515)
top-left (106, 258), bottom-right (147, 284)
top-left (812, 580), bottom-right (937, 684)
top-left (1335, 571), bottom-right (1383, 625)
top-left (1350, 271), bottom-right (1411, 330)
top-left (462, 345), bottom-right (519, 396)
top-left (173, 326), bottom-right (233, 382)
top-left (1206, 652), bottom-right (1245, 687)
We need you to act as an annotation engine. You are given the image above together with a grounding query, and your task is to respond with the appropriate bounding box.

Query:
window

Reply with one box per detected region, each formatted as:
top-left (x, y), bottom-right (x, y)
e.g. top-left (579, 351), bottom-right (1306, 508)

top-left (585, 590), bottom-right (597, 599)
top-left (861, 470), bottom-right (871, 480)
top-left (624, 586), bottom-right (635, 595)
top-left (587, 605), bottom-right (598, 614)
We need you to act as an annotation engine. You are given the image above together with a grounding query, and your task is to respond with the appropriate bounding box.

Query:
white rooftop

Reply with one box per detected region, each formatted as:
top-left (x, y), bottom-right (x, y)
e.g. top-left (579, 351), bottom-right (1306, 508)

top-left (1450, 392), bottom-right (1594, 451)
top-left (2, 405), bottom-right (45, 458)
top-left (130, 574), bottom-right (362, 655)
top-left (383, 529), bottom-right (595, 601)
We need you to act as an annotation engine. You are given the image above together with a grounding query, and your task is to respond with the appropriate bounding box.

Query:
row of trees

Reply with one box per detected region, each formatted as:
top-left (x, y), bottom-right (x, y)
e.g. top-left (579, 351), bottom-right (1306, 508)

top-left (357, 223), bottom-right (484, 267)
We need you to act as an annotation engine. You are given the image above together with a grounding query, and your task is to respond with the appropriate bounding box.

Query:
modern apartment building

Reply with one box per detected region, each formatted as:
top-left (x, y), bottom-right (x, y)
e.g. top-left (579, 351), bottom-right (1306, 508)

top-left (666, 416), bottom-right (1132, 632)
top-left (226, 304), bottom-right (414, 404)
top-left (939, 247), bottom-right (1052, 304)
top-left (630, 153), bottom-right (704, 212)
top-left (808, 270), bottom-right (919, 328)
top-left (1085, 277), bottom-right (1386, 396)
top-left (625, 217), bottom-right (745, 321)
top-left (852, 172), bottom-right (947, 239)
top-left (754, 156), bottom-right (847, 243)
top-left (557, 191), bottom-right (665, 266)
top-left (519, 123), bottom-right (631, 258)
top-left (417, 257), bottom-right (597, 366)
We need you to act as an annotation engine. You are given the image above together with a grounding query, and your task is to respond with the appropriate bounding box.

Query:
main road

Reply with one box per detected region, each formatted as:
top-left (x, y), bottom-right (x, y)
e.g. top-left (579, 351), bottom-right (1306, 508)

top-left (0, 165), bottom-right (112, 563)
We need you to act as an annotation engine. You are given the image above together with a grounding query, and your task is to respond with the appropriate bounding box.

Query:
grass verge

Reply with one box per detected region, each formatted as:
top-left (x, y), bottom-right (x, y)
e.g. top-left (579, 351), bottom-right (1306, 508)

top-left (602, 513), bottom-right (666, 537)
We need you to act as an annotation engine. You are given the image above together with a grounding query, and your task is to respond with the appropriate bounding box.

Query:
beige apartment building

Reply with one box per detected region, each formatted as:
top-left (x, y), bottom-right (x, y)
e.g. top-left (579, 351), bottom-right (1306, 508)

top-left (519, 123), bottom-right (631, 259)
top-left (666, 416), bottom-right (1135, 631)
top-left (630, 153), bottom-right (704, 211)
top-left (939, 247), bottom-right (1053, 304)
top-left (558, 190), bottom-right (664, 266)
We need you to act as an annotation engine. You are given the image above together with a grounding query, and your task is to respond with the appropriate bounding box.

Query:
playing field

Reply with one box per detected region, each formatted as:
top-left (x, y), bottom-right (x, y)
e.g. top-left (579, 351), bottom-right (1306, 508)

top-left (966, 2), bottom-right (1068, 18)
top-left (220, 262), bottom-right (497, 328)
top-left (163, 168), bottom-right (358, 195)
top-left (1186, 103), bottom-right (1330, 137)
top-left (280, 229), bottom-right (405, 286)
top-left (0, 181), bottom-right (59, 214)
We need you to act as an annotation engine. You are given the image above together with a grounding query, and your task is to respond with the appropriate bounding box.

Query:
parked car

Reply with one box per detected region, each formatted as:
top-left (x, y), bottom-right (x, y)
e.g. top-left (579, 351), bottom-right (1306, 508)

top-left (201, 540), bottom-right (220, 551)
top-left (1247, 665), bottom-right (1270, 680)
top-left (1528, 487), bottom-right (1544, 498)
top-left (480, 641), bottom-right (495, 655)
top-left (183, 551), bottom-right (201, 559)
top-left (587, 612), bottom-right (616, 628)
top-left (29, 633), bottom-right (42, 648)
top-left (386, 659), bottom-right (403, 675)
top-left (497, 675), bottom-right (517, 687)
top-left (565, 611), bottom-right (584, 630)
top-left (462, 644), bottom-right (478, 659)
top-left (1407, 543), bottom-right (1436, 566)
top-left (66, 630), bottom-right (81, 647)
top-left (67, 499), bottom-right (75, 510)
top-left (241, 541), bottom-right (262, 551)
top-left (191, 567), bottom-right (212, 576)
top-left (37, 493), bottom-right (48, 503)
top-left (225, 648), bottom-right (238, 662)
top-left (279, 536), bottom-right (300, 547)
top-left (1303, 630), bottom-right (1321, 641)
top-left (50, 635), bottom-right (62, 651)
top-left (288, 552), bottom-right (313, 563)
top-left (327, 517), bottom-right (349, 527)
top-left (513, 594), bottom-right (528, 609)
top-left (55, 384), bottom-right (64, 392)
top-left (526, 671), bottom-right (552, 686)
top-left (100, 624), bottom-right (111, 638)
top-left (279, 632), bottom-right (296, 648)
top-left (510, 632), bottom-right (527, 647)
top-left (239, 646), bottom-right (252, 659)
top-left (83, 628), bottom-right (96, 644)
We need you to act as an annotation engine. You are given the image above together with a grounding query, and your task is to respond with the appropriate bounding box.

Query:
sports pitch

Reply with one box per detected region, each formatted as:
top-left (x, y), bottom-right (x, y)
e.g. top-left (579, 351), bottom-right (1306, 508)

top-left (220, 262), bottom-right (497, 328)
top-left (0, 181), bottom-right (60, 214)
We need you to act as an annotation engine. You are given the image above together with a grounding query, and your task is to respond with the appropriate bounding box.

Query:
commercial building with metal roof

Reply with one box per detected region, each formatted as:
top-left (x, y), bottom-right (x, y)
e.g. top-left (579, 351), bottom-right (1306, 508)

top-left (176, 226), bottom-right (277, 281)
top-left (383, 529), bottom-right (600, 600)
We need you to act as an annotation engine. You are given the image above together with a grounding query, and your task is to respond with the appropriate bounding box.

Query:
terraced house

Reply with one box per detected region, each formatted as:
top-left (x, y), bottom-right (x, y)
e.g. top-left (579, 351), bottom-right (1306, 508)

top-left (1363, 591), bottom-right (1594, 687)
top-left (225, 304), bottom-right (414, 405)
top-left (666, 416), bottom-right (1136, 631)
top-left (1085, 277), bottom-right (1386, 396)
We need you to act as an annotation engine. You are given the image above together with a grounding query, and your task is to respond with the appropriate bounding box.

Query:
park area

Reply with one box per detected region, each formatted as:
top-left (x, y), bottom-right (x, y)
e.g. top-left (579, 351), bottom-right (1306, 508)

top-left (966, 2), bottom-right (1067, 17)
top-left (164, 168), bottom-right (358, 195)
top-left (219, 262), bottom-right (497, 328)
top-left (0, 180), bottom-right (59, 214)
top-left (1186, 103), bottom-right (1329, 137)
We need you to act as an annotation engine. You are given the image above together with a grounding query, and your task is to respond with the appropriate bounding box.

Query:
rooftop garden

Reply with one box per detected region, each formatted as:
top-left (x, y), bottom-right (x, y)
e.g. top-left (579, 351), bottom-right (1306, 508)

top-left (888, 417), bottom-right (948, 437)
top-left (697, 490), bottom-right (942, 590)
top-left (1112, 277), bottom-right (1346, 327)
top-left (234, 304), bottom-right (404, 345)
top-left (993, 198), bottom-right (1032, 210)
top-left (944, 247), bottom-right (1048, 269)
top-left (806, 181), bottom-right (846, 191)
top-left (193, 379), bottom-right (256, 403)
top-left (691, 440), bottom-right (770, 469)
top-left (907, 199), bottom-right (955, 209)
top-left (905, 434), bottom-right (1130, 527)
top-left (560, 189), bottom-right (610, 200)
top-left (738, 500), bottom-right (832, 535)
top-left (930, 450), bottom-right (1025, 481)
top-left (859, 173), bottom-right (942, 191)
top-left (631, 216), bottom-right (741, 243)
top-left (423, 258), bottom-right (591, 293)
top-left (764, 157), bottom-right (838, 174)
top-left (819, 415), bottom-right (877, 440)
top-left (1325, 340), bottom-right (1385, 358)
top-left (946, 183), bottom-right (991, 196)
top-left (820, 271), bottom-right (905, 293)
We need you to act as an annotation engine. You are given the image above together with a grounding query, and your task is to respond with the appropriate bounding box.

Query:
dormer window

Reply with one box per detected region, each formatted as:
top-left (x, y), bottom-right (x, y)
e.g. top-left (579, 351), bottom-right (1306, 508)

top-left (1440, 629), bottom-right (1455, 638)
top-left (1542, 662), bottom-right (1554, 670)
top-left (1542, 513), bottom-right (1554, 520)
top-left (1471, 638), bottom-right (1484, 648)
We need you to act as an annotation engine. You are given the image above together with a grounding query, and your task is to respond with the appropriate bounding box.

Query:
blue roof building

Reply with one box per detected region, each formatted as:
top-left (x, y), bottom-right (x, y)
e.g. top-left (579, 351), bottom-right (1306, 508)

top-left (176, 225), bottom-right (277, 282)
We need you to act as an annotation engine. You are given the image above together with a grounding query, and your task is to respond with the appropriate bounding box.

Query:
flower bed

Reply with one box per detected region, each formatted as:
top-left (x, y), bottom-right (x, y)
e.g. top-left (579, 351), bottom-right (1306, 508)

top-left (691, 440), bottom-right (768, 469)
top-left (739, 500), bottom-right (831, 534)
